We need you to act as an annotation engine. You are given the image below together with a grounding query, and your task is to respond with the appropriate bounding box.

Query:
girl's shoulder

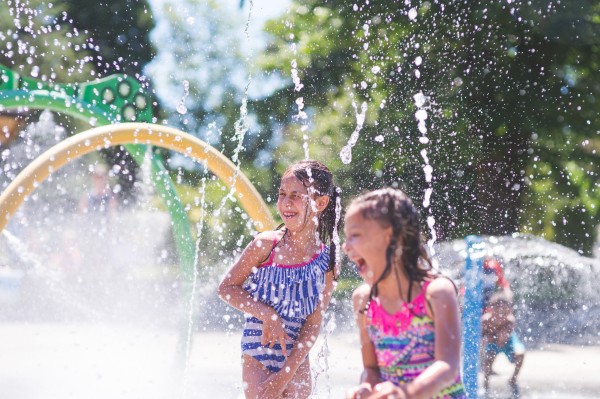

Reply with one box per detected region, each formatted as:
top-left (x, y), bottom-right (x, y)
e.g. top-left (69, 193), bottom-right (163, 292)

top-left (424, 276), bottom-right (458, 303)
top-left (252, 230), bottom-right (284, 249)
top-left (244, 230), bottom-right (282, 263)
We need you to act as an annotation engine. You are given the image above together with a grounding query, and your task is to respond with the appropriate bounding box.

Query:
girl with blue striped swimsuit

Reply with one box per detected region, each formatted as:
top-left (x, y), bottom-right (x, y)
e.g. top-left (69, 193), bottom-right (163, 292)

top-left (218, 160), bottom-right (341, 399)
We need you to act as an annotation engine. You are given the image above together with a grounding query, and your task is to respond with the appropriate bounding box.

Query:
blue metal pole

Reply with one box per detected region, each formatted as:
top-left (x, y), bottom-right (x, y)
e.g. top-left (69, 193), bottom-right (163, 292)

top-left (462, 235), bottom-right (484, 398)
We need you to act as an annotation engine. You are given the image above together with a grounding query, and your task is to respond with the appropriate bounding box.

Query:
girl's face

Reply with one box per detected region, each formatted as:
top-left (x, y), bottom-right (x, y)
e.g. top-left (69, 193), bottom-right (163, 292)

top-left (277, 174), bottom-right (328, 232)
top-left (343, 206), bottom-right (393, 285)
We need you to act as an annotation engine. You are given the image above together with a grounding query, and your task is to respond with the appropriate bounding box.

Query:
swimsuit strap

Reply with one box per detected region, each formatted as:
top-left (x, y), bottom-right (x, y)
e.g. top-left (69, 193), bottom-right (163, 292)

top-left (260, 236), bottom-right (327, 268)
top-left (259, 239), bottom-right (278, 267)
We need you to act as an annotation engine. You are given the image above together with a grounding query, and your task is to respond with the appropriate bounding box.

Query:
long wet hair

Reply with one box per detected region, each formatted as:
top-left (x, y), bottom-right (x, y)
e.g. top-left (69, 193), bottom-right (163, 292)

top-left (349, 187), bottom-right (434, 304)
top-left (281, 160), bottom-right (341, 275)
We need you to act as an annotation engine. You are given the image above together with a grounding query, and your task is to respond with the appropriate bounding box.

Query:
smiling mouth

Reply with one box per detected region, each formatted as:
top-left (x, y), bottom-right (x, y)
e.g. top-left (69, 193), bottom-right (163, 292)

top-left (282, 212), bottom-right (298, 219)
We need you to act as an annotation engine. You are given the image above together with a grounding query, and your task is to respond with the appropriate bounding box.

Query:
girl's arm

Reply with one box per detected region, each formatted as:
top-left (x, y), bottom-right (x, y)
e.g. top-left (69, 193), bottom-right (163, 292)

top-left (346, 284), bottom-right (381, 399)
top-left (217, 231), bottom-right (289, 351)
top-left (390, 277), bottom-right (462, 399)
top-left (260, 269), bottom-right (336, 397)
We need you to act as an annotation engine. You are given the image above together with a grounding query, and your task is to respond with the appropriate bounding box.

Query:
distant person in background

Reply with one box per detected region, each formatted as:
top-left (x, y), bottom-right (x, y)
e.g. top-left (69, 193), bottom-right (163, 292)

top-left (49, 227), bottom-right (84, 280)
top-left (78, 163), bottom-right (121, 285)
top-left (79, 163), bottom-right (118, 218)
top-left (480, 258), bottom-right (524, 398)
top-left (481, 292), bottom-right (525, 399)
top-left (482, 258), bottom-right (513, 310)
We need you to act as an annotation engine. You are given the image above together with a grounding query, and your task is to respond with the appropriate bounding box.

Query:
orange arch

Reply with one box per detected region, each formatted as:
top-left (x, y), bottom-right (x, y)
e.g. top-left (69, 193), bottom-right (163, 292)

top-left (0, 122), bottom-right (276, 232)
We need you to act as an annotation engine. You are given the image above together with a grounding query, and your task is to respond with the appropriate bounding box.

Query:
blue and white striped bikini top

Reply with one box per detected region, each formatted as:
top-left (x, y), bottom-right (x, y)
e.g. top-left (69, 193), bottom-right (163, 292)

top-left (243, 242), bottom-right (330, 319)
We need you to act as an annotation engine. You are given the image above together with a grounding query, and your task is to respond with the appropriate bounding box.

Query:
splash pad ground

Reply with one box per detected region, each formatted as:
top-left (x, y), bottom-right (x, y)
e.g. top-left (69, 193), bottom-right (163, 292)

top-left (0, 322), bottom-right (598, 399)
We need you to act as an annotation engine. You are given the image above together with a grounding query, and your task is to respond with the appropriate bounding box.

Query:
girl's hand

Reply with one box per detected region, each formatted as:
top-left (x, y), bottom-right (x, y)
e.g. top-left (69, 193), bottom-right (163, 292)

top-left (261, 315), bottom-right (290, 356)
top-left (346, 382), bottom-right (373, 399)
top-left (366, 382), bottom-right (407, 399)
top-left (259, 371), bottom-right (289, 399)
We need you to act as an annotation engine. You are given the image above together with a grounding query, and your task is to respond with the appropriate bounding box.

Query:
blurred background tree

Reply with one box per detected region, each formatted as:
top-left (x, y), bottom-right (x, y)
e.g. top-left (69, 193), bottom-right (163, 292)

top-left (0, 0), bottom-right (155, 205)
top-left (66, 0), bottom-right (155, 78)
top-left (255, 0), bottom-right (600, 255)
top-left (1, 0), bottom-right (599, 256)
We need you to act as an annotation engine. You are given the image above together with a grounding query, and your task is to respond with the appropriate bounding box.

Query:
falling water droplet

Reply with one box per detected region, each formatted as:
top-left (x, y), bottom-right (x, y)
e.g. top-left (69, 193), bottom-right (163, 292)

top-left (176, 80), bottom-right (190, 114)
top-left (408, 8), bottom-right (418, 21)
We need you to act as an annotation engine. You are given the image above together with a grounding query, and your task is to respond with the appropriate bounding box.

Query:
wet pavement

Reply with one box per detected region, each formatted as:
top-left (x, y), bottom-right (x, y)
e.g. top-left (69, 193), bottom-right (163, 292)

top-left (0, 322), bottom-right (598, 398)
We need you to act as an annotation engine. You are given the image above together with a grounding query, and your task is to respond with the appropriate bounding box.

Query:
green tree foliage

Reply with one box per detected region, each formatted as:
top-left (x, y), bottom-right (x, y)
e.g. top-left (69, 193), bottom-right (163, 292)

top-left (0, 0), bottom-right (96, 82)
top-left (0, 0), bottom-right (154, 80)
top-left (62, 0), bottom-right (155, 200)
top-left (257, 0), bottom-right (600, 254)
top-left (64, 0), bottom-right (155, 78)
top-left (0, 0), bottom-right (155, 203)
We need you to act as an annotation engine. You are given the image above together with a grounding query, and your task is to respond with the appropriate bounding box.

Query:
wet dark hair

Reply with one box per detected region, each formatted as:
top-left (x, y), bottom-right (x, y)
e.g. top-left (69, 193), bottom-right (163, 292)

top-left (282, 159), bottom-right (341, 275)
top-left (348, 187), bottom-right (434, 304)
top-left (489, 292), bottom-right (512, 308)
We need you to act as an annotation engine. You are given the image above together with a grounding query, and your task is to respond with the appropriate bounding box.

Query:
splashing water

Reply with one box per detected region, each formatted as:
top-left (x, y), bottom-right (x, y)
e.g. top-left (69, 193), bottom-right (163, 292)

top-left (213, 88), bottom-right (249, 221)
top-left (180, 161), bottom-right (208, 398)
top-left (437, 234), bottom-right (600, 346)
top-left (291, 55), bottom-right (310, 159)
top-left (213, 0), bottom-right (255, 221)
top-left (1, 230), bottom-right (105, 319)
top-left (176, 80), bottom-right (190, 115)
top-left (243, 0), bottom-right (254, 38)
top-left (312, 312), bottom-right (337, 398)
top-left (339, 101), bottom-right (367, 165)
top-left (413, 90), bottom-right (437, 252)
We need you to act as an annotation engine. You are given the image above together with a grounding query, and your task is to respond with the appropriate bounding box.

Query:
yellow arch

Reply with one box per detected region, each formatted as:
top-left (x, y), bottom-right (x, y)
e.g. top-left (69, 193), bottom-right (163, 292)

top-left (0, 123), bottom-right (276, 232)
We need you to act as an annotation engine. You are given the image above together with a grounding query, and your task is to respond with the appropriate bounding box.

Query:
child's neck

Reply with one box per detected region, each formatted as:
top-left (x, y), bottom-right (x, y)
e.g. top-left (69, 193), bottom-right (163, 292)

top-left (285, 227), bottom-right (322, 248)
top-left (375, 272), bottom-right (414, 305)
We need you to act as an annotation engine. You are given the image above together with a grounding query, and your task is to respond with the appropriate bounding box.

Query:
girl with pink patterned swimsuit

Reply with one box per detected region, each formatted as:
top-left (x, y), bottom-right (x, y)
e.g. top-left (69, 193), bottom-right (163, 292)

top-left (343, 188), bottom-right (467, 399)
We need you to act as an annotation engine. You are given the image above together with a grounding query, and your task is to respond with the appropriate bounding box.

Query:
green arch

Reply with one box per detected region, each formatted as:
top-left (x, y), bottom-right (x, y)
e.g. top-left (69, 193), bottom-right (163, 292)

top-left (0, 87), bottom-right (199, 283)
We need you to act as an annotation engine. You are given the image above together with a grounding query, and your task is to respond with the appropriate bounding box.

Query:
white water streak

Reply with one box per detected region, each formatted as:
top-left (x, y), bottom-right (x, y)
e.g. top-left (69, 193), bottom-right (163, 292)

top-left (291, 56), bottom-right (310, 158)
top-left (339, 102), bottom-right (367, 164)
top-left (413, 89), bottom-right (437, 254)
top-left (181, 162), bottom-right (208, 398)
top-left (213, 0), bottom-right (255, 220)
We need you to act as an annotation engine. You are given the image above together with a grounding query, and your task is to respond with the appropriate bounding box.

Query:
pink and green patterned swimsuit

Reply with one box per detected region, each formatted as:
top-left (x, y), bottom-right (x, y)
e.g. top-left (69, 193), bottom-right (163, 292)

top-left (366, 280), bottom-right (467, 399)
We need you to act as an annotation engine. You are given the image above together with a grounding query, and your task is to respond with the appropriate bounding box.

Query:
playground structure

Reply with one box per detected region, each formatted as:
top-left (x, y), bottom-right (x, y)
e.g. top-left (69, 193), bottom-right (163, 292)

top-left (0, 65), bottom-right (276, 360)
top-left (461, 236), bottom-right (485, 399)
top-left (0, 65), bottom-right (276, 280)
